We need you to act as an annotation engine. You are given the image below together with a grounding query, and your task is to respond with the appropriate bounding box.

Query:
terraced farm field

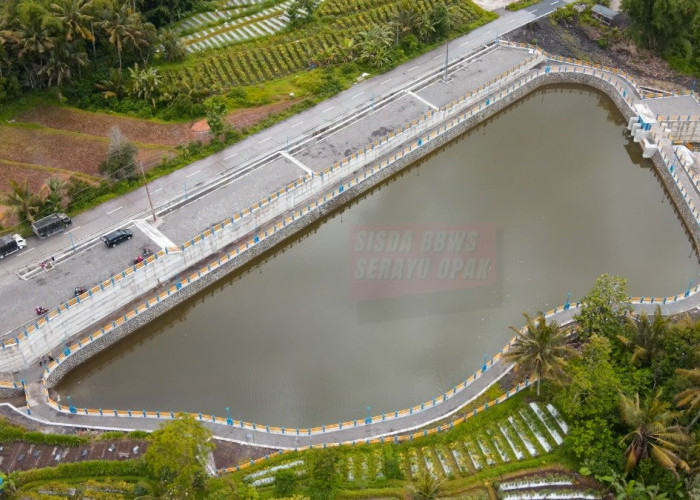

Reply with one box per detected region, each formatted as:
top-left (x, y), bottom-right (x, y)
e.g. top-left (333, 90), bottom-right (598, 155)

top-left (164, 0), bottom-right (496, 89)
top-left (228, 397), bottom-right (600, 499)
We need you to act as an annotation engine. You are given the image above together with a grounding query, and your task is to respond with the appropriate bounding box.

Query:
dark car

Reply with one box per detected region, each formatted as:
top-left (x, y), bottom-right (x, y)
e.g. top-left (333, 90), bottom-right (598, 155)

top-left (102, 229), bottom-right (133, 248)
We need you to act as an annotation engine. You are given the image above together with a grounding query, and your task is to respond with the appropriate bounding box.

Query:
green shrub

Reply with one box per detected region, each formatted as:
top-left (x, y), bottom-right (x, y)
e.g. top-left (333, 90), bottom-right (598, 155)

top-left (128, 430), bottom-right (150, 440)
top-left (16, 460), bottom-right (147, 486)
top-left (506, 0), bottom-right (541, 11)
top-left (275, 469), bottom-right (296, 496)
top-left (99, 431), bottom-right (126, 441)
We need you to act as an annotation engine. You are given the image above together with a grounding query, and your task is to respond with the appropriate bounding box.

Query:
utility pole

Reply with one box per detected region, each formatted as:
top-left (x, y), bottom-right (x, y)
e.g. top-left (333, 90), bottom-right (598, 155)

top-left (443, 41), bottom-right (450, 82)
top-left (139, 160), bottom-right (157, 222)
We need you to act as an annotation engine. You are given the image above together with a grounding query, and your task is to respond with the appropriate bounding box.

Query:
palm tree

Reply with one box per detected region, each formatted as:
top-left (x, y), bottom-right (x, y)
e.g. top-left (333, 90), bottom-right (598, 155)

top-left (39, 41), bottom-right (87, 96)
top-left (4, 180), bottom-right (42, 224)
top-left (359, 24), bottom-right (393, 68)
top-left (14, 1), bottom-right (56, 87)
top-left (408, 470), bottom-right (442, 499)
top-left (101, 0), bottom-right (150, 70)
top-left (158, 27), bottom-right (186, 63)
top-left (393, 1), bottom-right (418, 39)
top-left (128, 63), bottom-right (160, 107)
top-left (95, 67), bottom-right (126, 99)
top-left (50, 0), bottom-right (94, 43)
top-left (505, 312), bottom-right (576, 396)
top-left (676, 368), bottom-right (700, 428)
top-left (618, 305), bottom-right (668, 365)
top-left (619, 391), bottom-right (690, 476)
top-left (41, 176), bottom-right (66, 215)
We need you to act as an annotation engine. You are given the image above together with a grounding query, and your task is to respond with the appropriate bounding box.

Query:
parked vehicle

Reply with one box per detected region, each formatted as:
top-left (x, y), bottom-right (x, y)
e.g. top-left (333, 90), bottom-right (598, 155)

top-left (102, 229), bottom-right (133, 248)
top-left (0, 234), bottom-right (27, 259)
top-left (32, 213), bottom-right (71, 239)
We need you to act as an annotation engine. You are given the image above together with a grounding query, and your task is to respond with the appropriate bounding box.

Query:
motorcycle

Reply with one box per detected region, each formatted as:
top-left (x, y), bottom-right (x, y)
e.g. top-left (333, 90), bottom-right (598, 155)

top-left (133, 247), bottom-right (153, 265)
top-left (35, 306), bottom-right (49, 315)
top-left (74, 286), bottom-right (87, 297)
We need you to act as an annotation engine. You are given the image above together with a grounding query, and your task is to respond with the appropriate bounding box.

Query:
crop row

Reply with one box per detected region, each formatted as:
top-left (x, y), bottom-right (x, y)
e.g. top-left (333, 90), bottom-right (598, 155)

top-left (318, 0), bottom-right (400, 17)
top-left (164, 30), bottom-right (361, 87)
top-left (183, 3), bottom-right (292, 52)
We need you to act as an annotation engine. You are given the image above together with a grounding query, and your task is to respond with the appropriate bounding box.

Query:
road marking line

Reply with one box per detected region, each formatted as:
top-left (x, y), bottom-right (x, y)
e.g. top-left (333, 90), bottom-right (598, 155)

top-left (293, 120), bottom-right (304, 127)
top-left (322, 106), bottom-right (336, 113)
top-left (258, 137), bottom-right (272, 144)
top-left (225, 152), bottom-right (238, 159)
top-left (106, 206), bottom-right (123, 215)
top-left (22, 248), bottom-right (35, 253)
top-left (280, 151), bottom-right (314, 176)
top-left (380, 79), bottom-right (392, 85)
top-left (549, 0), bottom-right (558, 4)
top-left (459, 40), bottom-right (470, 47)
top-left (408, 65), bottom-right (420, 72)
top-left (67, 226), bottom-right (80, 233)
top-left (406, 91), bottom-right (439, 111)
top-left (433, 54), bottom-right (442, 59)
top-left (185, 169), bottom-right (201, 178)
top-left (352, 91), bottom-right (365, 98)
top-left (152, 187), bottom-right (163, 193)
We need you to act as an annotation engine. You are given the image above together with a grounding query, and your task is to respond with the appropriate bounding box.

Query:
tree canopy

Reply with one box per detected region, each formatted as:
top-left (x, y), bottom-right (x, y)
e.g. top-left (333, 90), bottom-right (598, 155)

top-left (144, 413), bottom-right (215, 497)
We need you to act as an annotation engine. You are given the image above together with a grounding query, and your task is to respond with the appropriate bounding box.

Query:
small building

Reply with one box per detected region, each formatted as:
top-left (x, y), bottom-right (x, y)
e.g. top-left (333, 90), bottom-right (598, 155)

top-left (591, 4), bottom-right (620, 26)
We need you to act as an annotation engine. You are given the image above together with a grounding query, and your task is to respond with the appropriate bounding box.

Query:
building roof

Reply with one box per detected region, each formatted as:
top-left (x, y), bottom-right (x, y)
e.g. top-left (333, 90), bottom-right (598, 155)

top-left (592, 4), bottom-right (619, 20)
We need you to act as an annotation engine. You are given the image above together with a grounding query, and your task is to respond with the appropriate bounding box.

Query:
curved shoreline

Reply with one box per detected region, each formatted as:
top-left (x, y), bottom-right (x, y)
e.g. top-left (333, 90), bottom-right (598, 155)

top-left (4, 44), bottom-right (700, 461)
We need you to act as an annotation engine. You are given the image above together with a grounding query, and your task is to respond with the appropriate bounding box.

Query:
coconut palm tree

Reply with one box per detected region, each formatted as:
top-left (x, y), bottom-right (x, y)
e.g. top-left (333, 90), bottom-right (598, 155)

top-left (4, 180), bottom-right (42, 224)
top-left (39, 41), bottom-right (87, 96)
top-left (157, 27), bottom-right (186, 63)
top-left (676, 368), bottom-right (700, 429)
top-left (50, 0), bottom-right (94, 43)
top-left (13, 1), bottom-right (56, 87)
top-left (393, 1), bottom-right (418, 39)
top-left (95, 67), bottom-right (126, 99)
top-left (618, 305), bottom-right (668, 366)
top-left (619, 391), bottom-right (690, 476)
top-left (41, 176), bottom-right (66, 215)
top-left (505, 312), bottom-right (577, 396)
top-left (101, 0), bottom-right (150, 70)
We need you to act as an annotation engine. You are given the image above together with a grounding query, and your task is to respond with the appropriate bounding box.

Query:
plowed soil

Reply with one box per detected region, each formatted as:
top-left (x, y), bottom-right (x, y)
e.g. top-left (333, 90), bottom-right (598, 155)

top-left (0, 99), bottom-right (299, 221)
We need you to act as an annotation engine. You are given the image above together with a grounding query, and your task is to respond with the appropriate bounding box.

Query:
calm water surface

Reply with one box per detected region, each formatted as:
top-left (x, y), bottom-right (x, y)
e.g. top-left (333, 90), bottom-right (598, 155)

top-left (58, 87), bottom-right (700, 426)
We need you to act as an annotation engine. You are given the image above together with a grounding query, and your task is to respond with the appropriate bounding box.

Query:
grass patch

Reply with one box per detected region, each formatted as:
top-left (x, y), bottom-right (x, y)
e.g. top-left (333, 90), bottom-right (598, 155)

top-left (0, 417), bottom-right (88, 447)
top-left (506, 0), bottom-right (541, 11)
top-left (15, 460), bottom-right (148, 488)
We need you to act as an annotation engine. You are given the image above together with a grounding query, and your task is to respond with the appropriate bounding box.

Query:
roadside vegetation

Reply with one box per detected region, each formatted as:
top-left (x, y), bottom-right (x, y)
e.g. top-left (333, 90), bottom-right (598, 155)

top-left (505, 0), bottom-right (541, 12)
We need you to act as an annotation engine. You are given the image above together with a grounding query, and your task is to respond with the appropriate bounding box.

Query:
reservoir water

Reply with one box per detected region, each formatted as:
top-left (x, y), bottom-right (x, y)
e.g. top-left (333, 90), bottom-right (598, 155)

top-left (58, 86), bottom-right (700, 426)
